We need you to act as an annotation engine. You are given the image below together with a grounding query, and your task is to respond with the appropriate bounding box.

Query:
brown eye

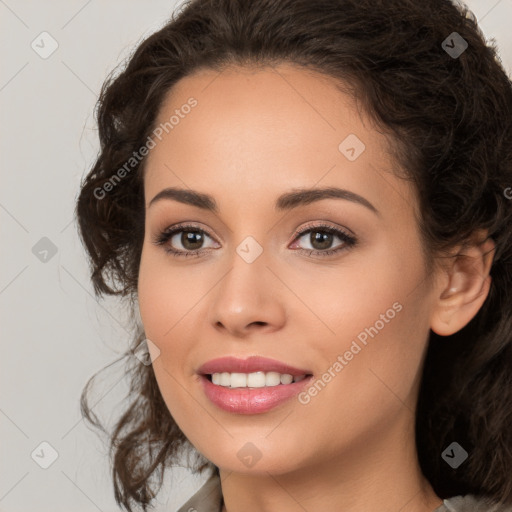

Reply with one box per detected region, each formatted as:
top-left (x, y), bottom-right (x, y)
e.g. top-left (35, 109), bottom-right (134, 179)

top-left (152, 224), bottom-right (219, 257)
top-left (290, 224), bottom-right (357, 257)
top-left (179, 230), bottom-right (206, 251)
top-left (308, 231), bottom-right (335, 250)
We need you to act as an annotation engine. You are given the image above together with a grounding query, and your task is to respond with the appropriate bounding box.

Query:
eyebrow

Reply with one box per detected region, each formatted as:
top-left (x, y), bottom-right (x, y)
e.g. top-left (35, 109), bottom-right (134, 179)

top-left (148, 186), bottom-right (380, 216)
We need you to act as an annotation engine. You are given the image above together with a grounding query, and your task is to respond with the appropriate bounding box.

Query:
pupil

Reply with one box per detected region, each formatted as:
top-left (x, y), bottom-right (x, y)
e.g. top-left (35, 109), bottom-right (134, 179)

top-left (182, 231), bottom-right (203, 250)
top-left (311, 231), bottom-right (332, 250)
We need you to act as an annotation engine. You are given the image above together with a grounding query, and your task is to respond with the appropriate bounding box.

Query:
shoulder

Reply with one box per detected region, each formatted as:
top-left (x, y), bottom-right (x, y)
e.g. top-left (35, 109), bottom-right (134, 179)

top-left (442, 494), bottom-right (512, 512)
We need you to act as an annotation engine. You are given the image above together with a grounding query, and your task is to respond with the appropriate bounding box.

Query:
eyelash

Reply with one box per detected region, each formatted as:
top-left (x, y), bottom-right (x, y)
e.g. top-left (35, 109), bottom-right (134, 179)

top-left (152, 222), bottom-right (358, 259)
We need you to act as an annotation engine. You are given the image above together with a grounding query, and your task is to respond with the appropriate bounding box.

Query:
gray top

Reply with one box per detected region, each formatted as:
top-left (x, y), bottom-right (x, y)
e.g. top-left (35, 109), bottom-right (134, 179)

top-left (176, 471), bottom-right (512, 512)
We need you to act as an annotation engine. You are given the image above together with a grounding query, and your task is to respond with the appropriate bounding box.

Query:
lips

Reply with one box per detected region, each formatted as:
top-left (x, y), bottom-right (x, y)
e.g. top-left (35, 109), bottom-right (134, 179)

top-left (197, 356), bottom-right (312, 377)
top-left (197, 356), bottom-right (314, 414)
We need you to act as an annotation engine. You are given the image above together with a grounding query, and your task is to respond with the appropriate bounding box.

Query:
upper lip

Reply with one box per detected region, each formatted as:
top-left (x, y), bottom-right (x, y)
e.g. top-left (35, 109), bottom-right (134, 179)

top-left (197, 356), bottom-right (312, 376)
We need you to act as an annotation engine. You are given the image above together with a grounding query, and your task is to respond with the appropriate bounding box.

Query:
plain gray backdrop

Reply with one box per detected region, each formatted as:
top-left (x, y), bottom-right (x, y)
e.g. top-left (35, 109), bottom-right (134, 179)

top-left (1, 1), bottom-right (511, 511)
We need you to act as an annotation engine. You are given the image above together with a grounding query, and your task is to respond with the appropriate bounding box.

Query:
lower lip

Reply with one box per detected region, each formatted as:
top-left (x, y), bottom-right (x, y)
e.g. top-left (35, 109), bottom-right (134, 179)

top-left (199, 375), bottom-right (313, 414)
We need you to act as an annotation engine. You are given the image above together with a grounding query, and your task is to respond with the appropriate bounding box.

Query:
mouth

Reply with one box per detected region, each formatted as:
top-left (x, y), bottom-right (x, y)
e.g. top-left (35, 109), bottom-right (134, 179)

top-left (197, 356), bottom-right (314, 414)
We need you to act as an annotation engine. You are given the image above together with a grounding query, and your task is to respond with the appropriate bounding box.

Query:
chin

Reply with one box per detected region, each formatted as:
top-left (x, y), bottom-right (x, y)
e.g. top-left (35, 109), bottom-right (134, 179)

top-left (196, 440), bottom-right (310, 476)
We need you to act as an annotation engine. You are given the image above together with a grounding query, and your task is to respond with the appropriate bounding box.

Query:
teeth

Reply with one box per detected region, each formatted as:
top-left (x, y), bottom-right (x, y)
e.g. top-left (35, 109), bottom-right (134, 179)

top-left (230, 373), bottom-right (247, 388)
top-left (247, 371), bottom-right (266, 387)
top-left (265, 371), bottom-right (281, 386)
top-left (280, 373), bottom-right (294, 384)
top-left (209, 371), bottom-right (308, 388)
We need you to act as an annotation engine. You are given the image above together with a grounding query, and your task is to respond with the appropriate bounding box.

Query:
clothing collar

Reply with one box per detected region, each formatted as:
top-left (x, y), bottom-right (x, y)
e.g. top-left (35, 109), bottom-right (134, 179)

top-left (176, 471), bottom-right (223, 512)
top-left (175, 471), bottom-right (508, 512)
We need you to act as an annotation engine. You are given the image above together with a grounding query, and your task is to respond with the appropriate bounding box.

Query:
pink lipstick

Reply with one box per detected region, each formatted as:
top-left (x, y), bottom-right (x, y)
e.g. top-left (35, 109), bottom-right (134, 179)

top-left (197, 356), bottom-right (313, 414)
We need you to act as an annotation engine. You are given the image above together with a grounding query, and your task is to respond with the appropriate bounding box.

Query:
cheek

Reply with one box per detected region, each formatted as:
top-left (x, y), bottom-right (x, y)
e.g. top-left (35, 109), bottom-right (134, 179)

top-left (137, 246), bottom-right (209, 397)
top-left (137, 246), bottom-right (197, 339)
top-left (137, 250), bottom-right (200, 425)
top-left (303, 241), bottom-right (430, 398)
top-left (137, 261), bottom-right (170, 339)
top-left (297, 300), bottom-right (429, 456)
top-left (288, 246), bottom-right (422, 346)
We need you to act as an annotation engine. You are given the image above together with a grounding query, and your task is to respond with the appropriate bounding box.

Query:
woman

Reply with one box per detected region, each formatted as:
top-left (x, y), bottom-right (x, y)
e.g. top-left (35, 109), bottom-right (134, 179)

top-left (75, 0), bottom-right (512, 511)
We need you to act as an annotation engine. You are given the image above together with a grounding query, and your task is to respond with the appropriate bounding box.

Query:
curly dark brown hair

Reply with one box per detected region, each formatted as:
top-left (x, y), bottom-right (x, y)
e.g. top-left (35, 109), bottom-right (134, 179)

top-left (74, 0), bottom-right (512, 510)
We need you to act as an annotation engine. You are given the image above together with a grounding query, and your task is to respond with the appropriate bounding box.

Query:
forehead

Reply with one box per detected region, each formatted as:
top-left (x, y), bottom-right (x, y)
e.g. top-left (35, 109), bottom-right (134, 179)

top-left (149, 63), bottom-right (374, 157)
top-left (142, 63), bottom-right (417, 218)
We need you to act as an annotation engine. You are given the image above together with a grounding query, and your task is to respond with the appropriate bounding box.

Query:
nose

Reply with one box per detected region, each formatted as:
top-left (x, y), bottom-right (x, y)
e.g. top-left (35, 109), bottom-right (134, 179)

top-left (208, 250), bottom-right (287, 338)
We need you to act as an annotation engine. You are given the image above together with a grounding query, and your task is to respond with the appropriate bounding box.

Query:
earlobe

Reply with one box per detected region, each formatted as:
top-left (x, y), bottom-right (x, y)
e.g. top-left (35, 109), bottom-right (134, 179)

top-left (430, 234), bottom-right (495, 337)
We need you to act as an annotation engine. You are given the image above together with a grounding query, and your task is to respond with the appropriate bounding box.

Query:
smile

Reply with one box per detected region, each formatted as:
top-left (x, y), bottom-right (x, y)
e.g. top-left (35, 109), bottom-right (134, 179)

top-left (208, 371), bottom-right (307, 388)
top-left (197, 356), bottom-right (314, 414)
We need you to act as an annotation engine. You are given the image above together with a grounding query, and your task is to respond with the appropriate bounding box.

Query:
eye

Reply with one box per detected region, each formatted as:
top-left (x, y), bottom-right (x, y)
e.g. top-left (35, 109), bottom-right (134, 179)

top-left (152, 223), bottom-right (219, 258)
top-left (289, 223), bottom-right (357, 257)
top-left (152, 222), bottom-right (358, 259)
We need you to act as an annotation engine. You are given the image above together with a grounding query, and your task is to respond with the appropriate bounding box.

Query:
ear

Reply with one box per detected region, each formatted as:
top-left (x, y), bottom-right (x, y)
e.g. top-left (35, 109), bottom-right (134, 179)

top-left (430, 231), bottom-right (496, 336)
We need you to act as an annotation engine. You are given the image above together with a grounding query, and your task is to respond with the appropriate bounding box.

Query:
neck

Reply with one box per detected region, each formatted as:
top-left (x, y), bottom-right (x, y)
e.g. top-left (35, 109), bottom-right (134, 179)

top-left (219, 412), bottom-right (443, 512)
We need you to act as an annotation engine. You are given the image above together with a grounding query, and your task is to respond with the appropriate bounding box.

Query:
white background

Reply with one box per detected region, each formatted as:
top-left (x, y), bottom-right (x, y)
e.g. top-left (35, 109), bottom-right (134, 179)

top-left (1, 1), bottom-right (511, 511)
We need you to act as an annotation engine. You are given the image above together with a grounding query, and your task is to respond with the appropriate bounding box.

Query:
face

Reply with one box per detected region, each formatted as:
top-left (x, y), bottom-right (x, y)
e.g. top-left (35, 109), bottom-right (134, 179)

top-left (137, 63), bottom-right (439, 475)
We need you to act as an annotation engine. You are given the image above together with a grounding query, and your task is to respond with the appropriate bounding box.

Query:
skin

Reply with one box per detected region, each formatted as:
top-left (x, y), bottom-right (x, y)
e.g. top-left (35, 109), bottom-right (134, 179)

top-left (137, 63), bottom-right (495, 512)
